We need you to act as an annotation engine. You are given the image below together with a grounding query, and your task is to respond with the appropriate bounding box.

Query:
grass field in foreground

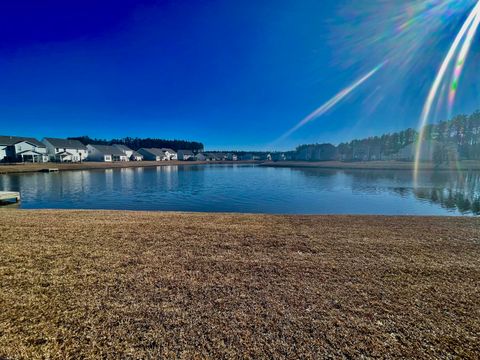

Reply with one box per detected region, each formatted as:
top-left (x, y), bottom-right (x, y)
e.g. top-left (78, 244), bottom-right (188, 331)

top-left (0, 211), bottom-right (479, 358)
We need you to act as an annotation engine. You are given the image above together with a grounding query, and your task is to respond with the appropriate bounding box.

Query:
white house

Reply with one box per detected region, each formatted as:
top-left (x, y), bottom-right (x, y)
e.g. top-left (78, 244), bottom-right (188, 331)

top-left (225, 153), bottom-right (238, 161)
top-left (177, 149), bottom-right (194, 161)
top-left (87, 144), bottom-right (128, 162)
top-left (131, 151), bottom-right (144, 161)
top-left (43, 138), bottom-right (88, 162)
top-left (160, 148), bottom-right (177, 160)
top-left (138, 148), bottom-right (168, 161)
top-left (113, 144), bottom-right (133, 160)
top-left (0, 135), bottom-right (48, 163)
top-left (0, 145), bottom-right (6, 162)
top-left (112, 144), bottom-right (145, 161)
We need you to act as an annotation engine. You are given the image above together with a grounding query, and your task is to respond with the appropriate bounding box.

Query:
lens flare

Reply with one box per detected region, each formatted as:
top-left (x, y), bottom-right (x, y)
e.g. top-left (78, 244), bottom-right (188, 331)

top-left (448, 6), bottom-right (480, 115)
top-left (415, 0), bottom-right (480, 184)
top-left (276, 62), bottom-right (386, 142)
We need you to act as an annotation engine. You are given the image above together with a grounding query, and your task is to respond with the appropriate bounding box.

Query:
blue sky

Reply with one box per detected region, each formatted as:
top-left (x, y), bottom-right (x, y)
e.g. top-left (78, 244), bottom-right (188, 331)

top-left (0, 0), bottom-right (479, 150)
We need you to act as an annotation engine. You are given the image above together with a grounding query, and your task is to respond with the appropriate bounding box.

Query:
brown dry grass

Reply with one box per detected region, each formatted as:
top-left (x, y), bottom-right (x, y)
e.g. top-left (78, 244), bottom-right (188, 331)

top-left (0, 210), bottom-right (479, 359)
top-left (0, 161), bottom-right (257, 174)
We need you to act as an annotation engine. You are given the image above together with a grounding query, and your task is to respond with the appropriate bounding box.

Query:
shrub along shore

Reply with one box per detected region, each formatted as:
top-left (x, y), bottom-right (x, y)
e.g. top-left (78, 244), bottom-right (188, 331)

top-left (1, 210), bottom-right (479, 358)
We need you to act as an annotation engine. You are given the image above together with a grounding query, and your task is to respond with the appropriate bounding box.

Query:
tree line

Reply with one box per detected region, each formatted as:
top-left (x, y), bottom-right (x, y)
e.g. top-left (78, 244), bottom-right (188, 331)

top-left (68, 136), bottom-right (204, 152)
top-left (293, 110), bottom-right (480, 161)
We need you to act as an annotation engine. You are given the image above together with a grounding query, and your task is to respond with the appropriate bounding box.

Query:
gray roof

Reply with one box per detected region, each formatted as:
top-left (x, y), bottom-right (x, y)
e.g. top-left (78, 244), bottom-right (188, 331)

top-left (0, 135), bottom-right (45, 148)
top-left (113, 144), bottom-right (133, 152)
top-left (131, 151), bottom-right (143, 158)
top-left (44, 137), bottom-right (87, 150)
top-left (139, 148), bottom-right (167, 157)
top-left (160, 148), bottom-right (176, 153)
top-left (178, 149), bottom-right (194, 155)
top-left (89, 144), bottom-right (125, 156)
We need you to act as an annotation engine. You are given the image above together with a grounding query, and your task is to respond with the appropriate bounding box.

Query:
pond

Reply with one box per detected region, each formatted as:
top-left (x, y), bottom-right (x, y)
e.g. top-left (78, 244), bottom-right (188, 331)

top-left (1, 164), bottom-right (479, 215)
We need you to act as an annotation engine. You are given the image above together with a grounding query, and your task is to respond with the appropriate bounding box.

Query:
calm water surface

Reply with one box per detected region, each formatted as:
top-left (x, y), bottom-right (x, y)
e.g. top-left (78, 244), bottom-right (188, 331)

top-left (1, 164), bottom-right (479, 215)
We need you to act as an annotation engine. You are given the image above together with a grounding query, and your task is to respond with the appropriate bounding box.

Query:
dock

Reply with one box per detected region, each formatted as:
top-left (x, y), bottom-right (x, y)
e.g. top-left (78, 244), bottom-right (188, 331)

top-left (39, 168), bottom-right (59, 173)
top-left (0, 191), bottom-right (20, 204)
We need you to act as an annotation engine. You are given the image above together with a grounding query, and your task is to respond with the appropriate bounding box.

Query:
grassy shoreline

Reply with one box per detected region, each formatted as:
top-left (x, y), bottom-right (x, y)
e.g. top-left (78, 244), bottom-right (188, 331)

top-left (1, 210), bottom-right (479, 358)
top-left (1, 160), bottom-right (480, 175)
top-left (261, 160), bottom-right (480, 171)
top-left (0, 160), bottom-right (259, 175)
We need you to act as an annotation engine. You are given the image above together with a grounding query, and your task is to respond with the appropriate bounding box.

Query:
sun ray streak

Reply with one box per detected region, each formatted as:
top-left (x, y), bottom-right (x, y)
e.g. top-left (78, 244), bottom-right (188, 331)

top-left (276, 62), bottom-right (386, 142)
top-left (415, 0), bottom-right (480, 184)
top-left (448, 9), bottom-right (480, 115)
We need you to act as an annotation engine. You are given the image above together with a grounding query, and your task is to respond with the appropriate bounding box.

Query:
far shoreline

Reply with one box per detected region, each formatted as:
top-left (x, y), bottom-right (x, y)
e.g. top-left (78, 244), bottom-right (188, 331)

top-left (260, 160), bottom-right (480, 171)
top-left (0, 160), bottom-right (260, 175)
top-left (2, 159), bottom-right (480, 175)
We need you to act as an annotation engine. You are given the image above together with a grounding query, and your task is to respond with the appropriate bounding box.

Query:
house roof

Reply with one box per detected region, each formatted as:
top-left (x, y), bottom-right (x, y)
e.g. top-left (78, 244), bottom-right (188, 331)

top-left (0, 135), bottom-right (45, 148)
top-left (131, 151), bottom-right (143, 158)
top-left (88, 144), bottom-right (125, 156)
top-left (178, 149), bottom-right (194, 155)
top-left (160, 148), bottom-right (176, 153)
top-left (44, 137), bottom-right (87, 150)
top-left (139, 148), bottom-right (167, 157)
top-left (113, 144), bottom-right (133, 152)
top-left (17, 149), bottom-right (45, 155)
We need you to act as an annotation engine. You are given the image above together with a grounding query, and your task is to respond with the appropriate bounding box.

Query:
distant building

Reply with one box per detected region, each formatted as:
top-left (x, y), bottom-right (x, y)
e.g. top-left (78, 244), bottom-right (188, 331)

top-left (160, 148), bottom-right (177, 160)
top-left (271, 153), bottom-right (286, 161)
top-left (177, 149), bottom-right (195, 161)
top-left (215, 152), bottom-right (228, 161)
top-left (195, 153), bottom-right (207, 161)
top-left (225, 153), bottom-right (238, 161)
top-left (0, 144), bottom-right (6, 162)
top-left (113, 144), bottom-right (134, 160)
top-left (43, 137), bottom-right (88, 162)
top-left (138, 148), bottom-right (168, 161)
top-left (131, 151), bottom-right (144, 161)
top-left (87, 144), bottom-right (128, 162)
top-left (0, 135), bottom-right (48, 163)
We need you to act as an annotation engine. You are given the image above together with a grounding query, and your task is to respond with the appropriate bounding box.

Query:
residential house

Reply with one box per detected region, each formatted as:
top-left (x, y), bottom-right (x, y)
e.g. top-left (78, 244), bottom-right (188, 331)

top-left (217, 152), bottom-right (230, 160)
top-left (0, 136), bottom-right (48, 163)
top-left (177, 149), bottom-right (195, 161)
top-left (202, 153), bottom-right (220, 161)
top-left (195, 153), bottom-right (207, 161)
top-left (160, 148), bottom-right (177, 160)
top-left (225, 153), bottom-right (238, 161)
top-left (271, 153), bottom-right (286, 161)
top-left (138, 148), bottom-right (168, 161)
top-left (131, 151), bottom-right (144, 161)
top-left (112, 144), bottom-right (144, 161)
top-left (113, 144), bottom-right (133, 161)
top-left (0, 144), bottom-right (6, 162)
top-left (43, 137), bottom-right (88, 162)
top-left (87, 144), bottom-right (128, 162)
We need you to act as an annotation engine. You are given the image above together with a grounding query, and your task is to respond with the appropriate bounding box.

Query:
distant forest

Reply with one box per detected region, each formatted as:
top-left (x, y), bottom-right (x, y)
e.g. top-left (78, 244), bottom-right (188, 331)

top-left (68, 136), bottom-right (204, 152)
top-left (294, 110), bottom-right (480, 162)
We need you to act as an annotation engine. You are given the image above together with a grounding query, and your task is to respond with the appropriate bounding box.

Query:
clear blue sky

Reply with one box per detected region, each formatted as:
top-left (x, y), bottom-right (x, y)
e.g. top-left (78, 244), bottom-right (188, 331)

top-left (0, 0), bottom-right (479, 150)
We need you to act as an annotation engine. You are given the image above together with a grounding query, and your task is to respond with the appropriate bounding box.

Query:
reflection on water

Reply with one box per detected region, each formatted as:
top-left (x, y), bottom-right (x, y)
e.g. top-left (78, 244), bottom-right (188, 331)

top-left (0, 165), bottom-right (478, 215)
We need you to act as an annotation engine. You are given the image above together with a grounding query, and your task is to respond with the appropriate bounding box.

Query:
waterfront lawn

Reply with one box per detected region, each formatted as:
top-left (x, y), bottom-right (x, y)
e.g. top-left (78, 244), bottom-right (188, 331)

top-left (0, 211), bottom-right (479, 358)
